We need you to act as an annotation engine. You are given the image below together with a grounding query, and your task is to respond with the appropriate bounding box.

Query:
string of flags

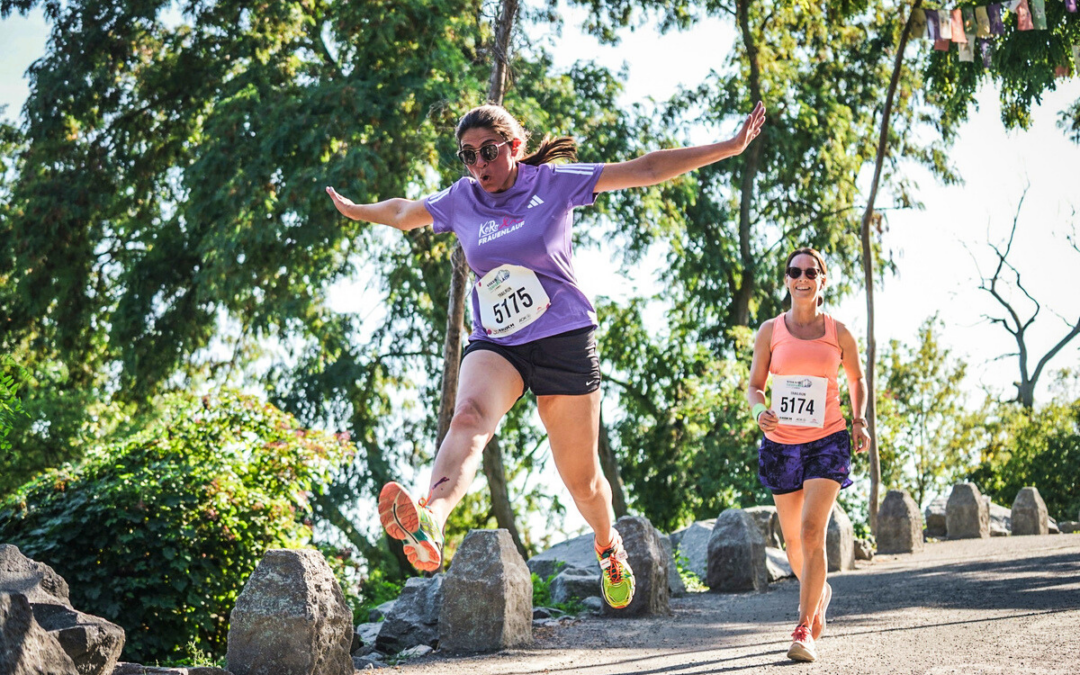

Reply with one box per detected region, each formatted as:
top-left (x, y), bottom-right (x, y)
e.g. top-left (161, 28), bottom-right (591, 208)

top-left (911, 0), bottom-right (1080, 75)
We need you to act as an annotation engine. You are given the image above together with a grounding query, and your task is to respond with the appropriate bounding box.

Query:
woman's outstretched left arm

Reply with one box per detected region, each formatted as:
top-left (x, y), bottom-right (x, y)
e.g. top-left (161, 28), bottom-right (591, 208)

top-left (593, 101), bottom-right (765, 194)
top-left (837, 320), bottom-right (871, 454)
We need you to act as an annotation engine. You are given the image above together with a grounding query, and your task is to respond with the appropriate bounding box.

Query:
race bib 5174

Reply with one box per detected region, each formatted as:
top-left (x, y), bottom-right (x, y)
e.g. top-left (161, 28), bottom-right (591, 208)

top-left (771, 375), bottom-right (827, 428)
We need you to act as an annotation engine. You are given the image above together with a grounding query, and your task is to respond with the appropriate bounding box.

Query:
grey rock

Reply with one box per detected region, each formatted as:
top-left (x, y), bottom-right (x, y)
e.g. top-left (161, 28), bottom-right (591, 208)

top-left (670, 520), bottom-right (714, 582)
top-left (985, 497), bottom-right (1011, 536)
top-left (877, 490), bottom-right (924, 554)
top-left (826, 503), bottom-right (856, 572)
top-left (374, 575), bottom-right (443, 654)
top-left (581, 597), bottom-right (603, 613)
top-left (226, 549), bottom-right (352, 675)
top-left (396, 645), bottom-right (432, 660)
top-left (531, 607), bottom-right (563, 620)
top-left (924, 496), bottom-right (948, 538)
top-left (526, 534), bottom-right (598, 580)
top-left (350, 655), bottom-right (385, 670)
top-left (1, 591), bottom-right (79, 675)
top-left (600, 516), bottom-right (669, 617)
top-left (1011, 487), bottom-right (1049, 536)
top-left (706, 509), bottom-right (767, 592)
top-left (368, 601), bottom-right (396, 624)
top-left (0, 545), bottom-right (124, 675)
top-left (549, 569), bottom-right (599, 606)
top-left (439, 529), bottom-right (532, 653)
top-left (1059, 521), bottom-right (1079, 534)
top-left (112, 665), bottom-right (229, 675)
top-left (744, 506), bottom-right (785, 549)
top-left (764, 547), bottom-right (793, 582)
top-left (854, 538), bottom-right (875, 562)
top-left (1048, 516), bottom-right (1059, 534)
top-left (947, 483), bottom-right (989, 539)
top-left (657, 532), bottom-right (686, 597)
top-left (353, 623), bottom-right (380, 650)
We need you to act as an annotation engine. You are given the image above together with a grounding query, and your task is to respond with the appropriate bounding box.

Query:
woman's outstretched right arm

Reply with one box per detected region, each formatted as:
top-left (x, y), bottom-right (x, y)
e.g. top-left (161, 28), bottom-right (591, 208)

top-left (326, 187), bottom-right (434, 231)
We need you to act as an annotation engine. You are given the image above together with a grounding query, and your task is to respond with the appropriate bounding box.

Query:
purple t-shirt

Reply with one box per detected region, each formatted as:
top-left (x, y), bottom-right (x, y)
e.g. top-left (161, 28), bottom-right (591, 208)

top-left (423, 162), bottom-right (603, 346)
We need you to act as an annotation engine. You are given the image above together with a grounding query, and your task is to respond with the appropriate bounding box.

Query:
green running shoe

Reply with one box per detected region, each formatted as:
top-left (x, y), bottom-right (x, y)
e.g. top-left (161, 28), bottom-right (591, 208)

top-left (595, 529), bottom-right (635, 609)
top-left (378, 481), bottom-right (444, 572)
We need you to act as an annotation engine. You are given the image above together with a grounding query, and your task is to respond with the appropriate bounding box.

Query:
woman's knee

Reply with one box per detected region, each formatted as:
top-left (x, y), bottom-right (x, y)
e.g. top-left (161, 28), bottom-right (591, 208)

top-left (800, 522), bottom-right (827, 551)
top-left (450, 397), bottom-right (495, 435)
top-left (563, 472), bottom-right (607, 502)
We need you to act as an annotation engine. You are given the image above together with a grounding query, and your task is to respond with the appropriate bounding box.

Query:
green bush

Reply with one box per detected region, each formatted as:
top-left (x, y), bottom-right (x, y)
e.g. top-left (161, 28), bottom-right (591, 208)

top-left (969, 399), bottom-right (1080, 522)
top-left (0, 357), bottom-right (29, 458)
top-left (0, 390), bottom-right (353, 664)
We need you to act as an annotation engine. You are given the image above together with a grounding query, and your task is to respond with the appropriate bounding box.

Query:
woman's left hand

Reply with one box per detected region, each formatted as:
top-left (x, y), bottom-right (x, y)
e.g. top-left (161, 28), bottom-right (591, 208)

top-left (852, 421), bottom-right (871, 454)
top-left (730, 101), bottom-right (766, 155)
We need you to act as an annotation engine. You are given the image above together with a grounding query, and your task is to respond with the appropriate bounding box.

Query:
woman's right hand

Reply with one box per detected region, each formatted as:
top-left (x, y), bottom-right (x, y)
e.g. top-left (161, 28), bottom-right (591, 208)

top-left (757, 408), bottom-right (779, 432)
top-left (326, 186), bottom-right (359, 220)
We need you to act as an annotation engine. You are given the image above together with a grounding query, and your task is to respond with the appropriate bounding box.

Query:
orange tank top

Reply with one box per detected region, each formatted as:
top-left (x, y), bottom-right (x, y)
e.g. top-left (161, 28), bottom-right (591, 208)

top-left (765, 312), bottom-right (847, 444)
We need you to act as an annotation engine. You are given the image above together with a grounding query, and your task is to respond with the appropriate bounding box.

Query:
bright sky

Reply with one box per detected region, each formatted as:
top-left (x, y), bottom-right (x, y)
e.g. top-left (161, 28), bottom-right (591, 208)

top-left (3, 4), bottom-right (1078, 531)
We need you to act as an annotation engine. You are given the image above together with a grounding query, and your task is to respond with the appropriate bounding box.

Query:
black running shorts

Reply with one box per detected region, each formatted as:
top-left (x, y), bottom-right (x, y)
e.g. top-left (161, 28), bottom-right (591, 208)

top-left (462, 326), bottom-right (601, 397)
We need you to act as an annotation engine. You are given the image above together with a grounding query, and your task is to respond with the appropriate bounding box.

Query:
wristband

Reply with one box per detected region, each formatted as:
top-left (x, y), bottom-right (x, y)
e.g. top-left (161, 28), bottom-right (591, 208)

top-left (852, 417), bottom-right (867, 426)
top-left (752, 403), bottom-right (767, 422)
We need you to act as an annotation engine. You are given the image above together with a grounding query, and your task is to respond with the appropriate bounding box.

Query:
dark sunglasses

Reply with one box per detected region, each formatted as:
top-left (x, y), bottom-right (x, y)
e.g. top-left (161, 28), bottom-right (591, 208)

top-left (786, 266), bottom-right (821, 280)
top-left (457, 140), bottom-right (509, 166)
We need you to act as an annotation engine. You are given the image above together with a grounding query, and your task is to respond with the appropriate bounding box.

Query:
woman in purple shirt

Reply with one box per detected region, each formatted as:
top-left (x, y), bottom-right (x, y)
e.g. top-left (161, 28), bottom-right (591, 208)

top-left (327, 101), bottom-right (765, 609)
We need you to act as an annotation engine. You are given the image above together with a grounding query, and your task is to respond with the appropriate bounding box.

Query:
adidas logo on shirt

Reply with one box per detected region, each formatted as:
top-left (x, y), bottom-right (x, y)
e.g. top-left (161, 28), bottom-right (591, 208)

top-left (527, 195), bottom-right (545, 209)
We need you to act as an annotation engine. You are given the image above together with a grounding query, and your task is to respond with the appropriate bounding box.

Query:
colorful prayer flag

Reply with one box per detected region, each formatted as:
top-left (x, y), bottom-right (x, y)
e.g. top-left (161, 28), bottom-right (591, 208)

top-left (1029, 0), bottom-right (1046, 30)
top-left (927, 9), bottom-right (942, 41)
top-left (1067, 0), bottom-right (1077, 14)
top-left (911, 8), bottom-right (928, 39)
top-left (988, 4), bottom-right (1005, 35)
top-left (1007, 0), bottom-right (1022, 11)
top-left (979, 38), bottom-right (993, 68)
top-left (959, 40), bottom-right (975, 62)
top-left (975, 7), bottom-right (991, 37)
top-left (1016, 0), bottom-right (1034, 31)
top-left (962, 7), bottom-right (977, 36)
top-left (935, 38), bottom-right (952, 51)
top-left (951, 9), bottom-right (967, 43)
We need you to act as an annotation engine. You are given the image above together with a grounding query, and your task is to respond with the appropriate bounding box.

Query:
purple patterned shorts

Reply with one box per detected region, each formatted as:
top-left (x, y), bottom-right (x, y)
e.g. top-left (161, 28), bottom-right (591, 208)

top-left (758, 429), bottom-right (853, 495)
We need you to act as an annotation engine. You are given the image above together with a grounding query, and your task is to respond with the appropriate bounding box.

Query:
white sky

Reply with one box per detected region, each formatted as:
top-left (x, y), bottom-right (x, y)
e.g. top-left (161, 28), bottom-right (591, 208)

top-left (2, 4), bottom-right (1078, 529)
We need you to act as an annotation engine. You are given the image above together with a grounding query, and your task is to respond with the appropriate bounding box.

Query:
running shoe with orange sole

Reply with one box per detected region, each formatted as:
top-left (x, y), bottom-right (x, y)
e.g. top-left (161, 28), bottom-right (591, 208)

top-left (595, 529), bottom-right (636, 609)
top-left (378, 481), bottom-right (444, 573)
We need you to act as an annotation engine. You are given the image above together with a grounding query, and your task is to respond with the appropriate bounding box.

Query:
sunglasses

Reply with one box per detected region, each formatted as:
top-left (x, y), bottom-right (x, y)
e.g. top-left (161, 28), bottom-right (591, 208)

top-left (786, 266), bottom-right (821, 280)
top-left (457, 140), bottom-right (509, 166)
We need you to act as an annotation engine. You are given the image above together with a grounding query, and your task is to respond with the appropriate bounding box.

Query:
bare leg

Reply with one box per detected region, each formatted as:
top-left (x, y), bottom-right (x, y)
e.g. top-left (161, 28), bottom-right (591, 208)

top-left (797, 478), bottom-right (841, 631)
top-left (537, 389), bottom-right (615, 547)
top-left (422, 350), bottom-right (523, 528)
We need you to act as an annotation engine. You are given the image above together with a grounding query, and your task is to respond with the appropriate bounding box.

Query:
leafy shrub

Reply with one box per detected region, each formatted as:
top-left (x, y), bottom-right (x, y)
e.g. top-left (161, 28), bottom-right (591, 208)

top-left (530, 562), bottom-right (584, 615)
top-left (0, 357), bottom-right (29, 458)
top-left (0, 390), bottom-right (353, 664)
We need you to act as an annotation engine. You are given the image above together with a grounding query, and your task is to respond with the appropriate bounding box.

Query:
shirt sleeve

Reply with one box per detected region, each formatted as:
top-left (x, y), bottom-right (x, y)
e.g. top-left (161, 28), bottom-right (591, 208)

top-left (550, 163), bottom-right (604, 208)
top-left (423, 182), bottom-right (456, 234)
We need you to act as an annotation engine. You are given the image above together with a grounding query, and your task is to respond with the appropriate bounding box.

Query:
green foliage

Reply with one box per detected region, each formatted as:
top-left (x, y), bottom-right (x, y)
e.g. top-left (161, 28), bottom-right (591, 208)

top-left (673, 550), bottom-right (706, 592)
top-left (0, 390), bottom-right (353, 664)
top-left (355, 566), bottom-right (405, 624)
top-left (969, 398), bottom-right (1080, 522)
top-left (530, 564), bottom-right (585, 615)
top-left (876, 315), bottom-right (973, 507)
top-left (0, 356), bottom-right (29, 458)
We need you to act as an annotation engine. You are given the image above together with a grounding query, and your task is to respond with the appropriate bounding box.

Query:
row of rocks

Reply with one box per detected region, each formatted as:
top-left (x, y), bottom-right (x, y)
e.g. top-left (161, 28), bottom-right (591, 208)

top-left (924, 484), bottom-right (1064, 540)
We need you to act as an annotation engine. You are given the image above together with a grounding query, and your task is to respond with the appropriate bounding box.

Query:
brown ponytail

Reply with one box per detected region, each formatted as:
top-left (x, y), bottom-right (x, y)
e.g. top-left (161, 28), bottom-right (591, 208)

top-left (455, 105), bottom-right (578, 166)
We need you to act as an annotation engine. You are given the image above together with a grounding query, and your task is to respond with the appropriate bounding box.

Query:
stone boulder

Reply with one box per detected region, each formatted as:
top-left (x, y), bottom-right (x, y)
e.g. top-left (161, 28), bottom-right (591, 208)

top-left (352, 623), bottom-right (380, 654)
top-left (1059, 521), bottom-right (1080, 534)
top-left (226, 549), bottom-right (352, 675)
top-left (744, 506), bottom-right (784, 549)
top-left (367, 600), bottom-right (395, 623)
top-left (826, 503), bottom-right (855, 572)
top-left (764, 548), bottom-right (794, 582)
top-left (1, 591), bottom-right (79, 675)
top-left (549, 568), bottom-right (599, 606)
top-left (1048, 517), bottom-right (1059, 534)
top-left (706, 509), bottom-right (767, 592)
top-left (526, 533), bottom-right (597, 580)
top-left (0, 545), bottom-right (124, 675)
top-left (601, 516), bottom-right (669, 617)
top-left (924, 496), bottom-right (948, 538)
top-left (876, 490), bottom-right (924, 554)
top-left (946, 483), bottom-right (989, 539)
top-left (670, 520), bottom-right (714, 583)
top-left (657, 533), bottom-right (686, 597)
top-left (854, 538), bottom-right (875, 562)
top-left (985, 498), bottom-right (1011, 536)
top-left (1011, 487), bottom-right (1049, 536)
top-left (374, 575), bottom-right (443, 654)
top-left (439, 530), bottom-right (532, 653)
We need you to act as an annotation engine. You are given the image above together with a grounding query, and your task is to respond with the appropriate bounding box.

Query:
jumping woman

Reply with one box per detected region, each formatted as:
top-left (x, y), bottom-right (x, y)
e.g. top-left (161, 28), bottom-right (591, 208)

top-left (328, 100), bottom-right (765, 609)
top-left (746, 247), bottom-right (870, 659)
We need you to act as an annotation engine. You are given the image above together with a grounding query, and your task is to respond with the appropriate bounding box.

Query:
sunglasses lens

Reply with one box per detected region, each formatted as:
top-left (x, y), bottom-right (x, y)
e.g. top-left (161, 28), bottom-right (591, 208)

top-left (458, 149), bottom-right (477, 165)
top-left (787, 267), bottom-right (819, 279)
top-left (805, 269), bottom-right (818, 279)
top-left (480, 144), bottom-right (501, 161)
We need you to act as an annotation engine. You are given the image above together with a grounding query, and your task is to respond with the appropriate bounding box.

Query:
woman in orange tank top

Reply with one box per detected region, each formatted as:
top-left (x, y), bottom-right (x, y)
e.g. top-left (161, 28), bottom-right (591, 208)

top-left (746, 247), bottom-right (871, 663)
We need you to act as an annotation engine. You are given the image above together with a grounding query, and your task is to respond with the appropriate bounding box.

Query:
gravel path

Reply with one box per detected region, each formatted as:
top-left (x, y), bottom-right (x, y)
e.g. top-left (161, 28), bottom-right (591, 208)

top-left (388, 533), bottom-right (1080, 675)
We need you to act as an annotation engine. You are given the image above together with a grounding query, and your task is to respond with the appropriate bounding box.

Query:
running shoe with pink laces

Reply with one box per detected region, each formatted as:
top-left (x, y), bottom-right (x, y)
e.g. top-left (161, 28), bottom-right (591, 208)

top-left (378, 481), bottom-right (444, 573)
top-left (787, 623), bottom-right (817, 662)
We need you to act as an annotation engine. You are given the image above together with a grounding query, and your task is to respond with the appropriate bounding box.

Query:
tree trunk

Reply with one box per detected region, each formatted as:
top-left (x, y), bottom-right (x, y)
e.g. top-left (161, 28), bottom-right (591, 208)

top-left (732, 0), bottom-right (764, 328)
top-left (597, 410), bottom-right (628, 518)
top-left (860, 0), bottom-right (921, 534)
top-left (434, 0), bottom-right (523, 553)
top-left (482, 434), bottom-right (528, 558)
